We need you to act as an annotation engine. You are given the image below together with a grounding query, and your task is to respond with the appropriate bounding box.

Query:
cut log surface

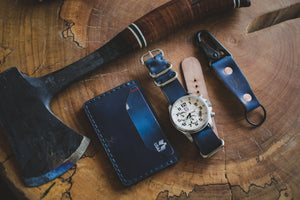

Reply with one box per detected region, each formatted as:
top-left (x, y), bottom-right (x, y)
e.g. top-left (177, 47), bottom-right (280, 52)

top-left (0, 0), bottom-right (299, 199)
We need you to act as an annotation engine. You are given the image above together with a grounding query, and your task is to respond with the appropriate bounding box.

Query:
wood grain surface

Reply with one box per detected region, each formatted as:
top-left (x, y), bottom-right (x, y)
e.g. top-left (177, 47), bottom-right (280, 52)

top-left (0, 0), bottom-right (299, 199)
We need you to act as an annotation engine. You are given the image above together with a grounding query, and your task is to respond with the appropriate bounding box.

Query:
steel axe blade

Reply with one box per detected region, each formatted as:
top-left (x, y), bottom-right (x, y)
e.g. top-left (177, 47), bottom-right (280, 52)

top-left (0, 34), bottom-right (127, 187)
top-left (0, 67), bottom-right (90, 187)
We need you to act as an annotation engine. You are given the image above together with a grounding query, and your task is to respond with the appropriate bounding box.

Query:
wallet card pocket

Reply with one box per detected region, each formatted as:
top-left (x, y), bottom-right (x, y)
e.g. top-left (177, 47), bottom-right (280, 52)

top-left (84, 80), bottom-right (179, 186)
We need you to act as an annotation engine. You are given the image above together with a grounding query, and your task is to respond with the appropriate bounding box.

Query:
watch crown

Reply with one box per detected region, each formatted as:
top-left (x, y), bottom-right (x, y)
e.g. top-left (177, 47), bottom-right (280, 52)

top-left (211, 112), bottom-right (215, 117)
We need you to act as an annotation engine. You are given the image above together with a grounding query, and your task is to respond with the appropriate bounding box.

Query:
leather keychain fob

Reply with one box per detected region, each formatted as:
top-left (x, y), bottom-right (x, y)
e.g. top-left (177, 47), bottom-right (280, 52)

top-left (141, 49), bottom-right (224, 158)
top-left (195, 30), bottom-right (266, 126)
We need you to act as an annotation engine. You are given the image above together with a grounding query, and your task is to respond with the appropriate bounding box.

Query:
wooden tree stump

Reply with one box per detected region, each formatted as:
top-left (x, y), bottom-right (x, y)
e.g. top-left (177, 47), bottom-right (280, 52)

top-left (0, 0), bottom-right (299, 199)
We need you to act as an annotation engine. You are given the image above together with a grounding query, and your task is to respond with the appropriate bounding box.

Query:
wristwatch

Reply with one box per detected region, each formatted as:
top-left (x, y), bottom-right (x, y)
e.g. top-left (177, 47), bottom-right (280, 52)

top-left (141, 49), bottom-right (224, 157)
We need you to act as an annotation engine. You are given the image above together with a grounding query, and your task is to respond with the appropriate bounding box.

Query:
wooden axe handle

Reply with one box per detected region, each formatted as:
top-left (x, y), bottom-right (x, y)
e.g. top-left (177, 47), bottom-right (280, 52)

top-left (124, 0), bottom-right (250, 49)
top-left (39, 0), bottom-right (251, 97)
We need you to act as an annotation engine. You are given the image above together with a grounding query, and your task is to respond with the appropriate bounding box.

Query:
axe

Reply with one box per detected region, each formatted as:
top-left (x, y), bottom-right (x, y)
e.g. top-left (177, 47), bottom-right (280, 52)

top-left (0, 0), bottom-right (250, 187)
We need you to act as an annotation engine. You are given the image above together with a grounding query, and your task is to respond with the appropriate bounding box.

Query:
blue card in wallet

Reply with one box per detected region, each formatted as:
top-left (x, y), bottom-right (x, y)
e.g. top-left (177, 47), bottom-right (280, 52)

top-left (83, 80), bottom-right (179, 186)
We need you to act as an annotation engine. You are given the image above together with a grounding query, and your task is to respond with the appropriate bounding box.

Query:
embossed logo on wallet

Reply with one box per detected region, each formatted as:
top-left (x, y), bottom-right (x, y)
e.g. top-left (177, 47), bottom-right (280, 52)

top-left (154, 139), bottom-right (167, 152)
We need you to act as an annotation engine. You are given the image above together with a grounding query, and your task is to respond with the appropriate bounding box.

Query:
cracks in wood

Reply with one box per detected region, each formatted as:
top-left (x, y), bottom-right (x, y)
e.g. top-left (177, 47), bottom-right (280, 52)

top-left (0, 46), bottom-right (13, 67)
top-left (80, 146), bottom-right (100, 159)
top-left (58, 165), bottom-right (77, 200)
top-left (156, 183), bottom-right (231, 200)
top-left (1, 154), bottom-right (14, 164)
top-left (156, 188), bottom-right (188, 200)
top-left (156, 190), bottom-right (188, 200)
top-left (38, 165), bottom-right (77, 200)
top-left (58, 0), bottom-right (84, 49)
top-left (155, 177), bottom-right (288, 199)
top-left (79, 139), bottom-right (102, 170)
top-left (0, 154), bottom-right (14, 175)
top-left (40, 182), bottom-right (56, 200)
top-left (30, 64), bottom-right (46, 76)
top-left (249, 136), bottom-right (264, 164)
top-left (223, 131), bottom-right (233, 199)
top-left (230, 177), bottom-right (288, 199)
top-left (225, 174), bottom-right (233, 200)
top-left (230, 176), bottom-right (288, 199)
top-left (155, 190), bottom-right (169, 200)
top-left (28, 62), bottom-right (62, 76)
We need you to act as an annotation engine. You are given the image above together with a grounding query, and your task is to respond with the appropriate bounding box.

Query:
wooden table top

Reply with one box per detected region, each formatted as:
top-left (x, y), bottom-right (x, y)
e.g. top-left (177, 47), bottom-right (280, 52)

top-left (0, 0), bottom-right (299, 199)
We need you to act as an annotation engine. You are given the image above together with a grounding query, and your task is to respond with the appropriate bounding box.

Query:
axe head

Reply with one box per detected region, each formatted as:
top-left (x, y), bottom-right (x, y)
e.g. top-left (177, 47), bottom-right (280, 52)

top-left (0, 67), bottom-right (90, 187)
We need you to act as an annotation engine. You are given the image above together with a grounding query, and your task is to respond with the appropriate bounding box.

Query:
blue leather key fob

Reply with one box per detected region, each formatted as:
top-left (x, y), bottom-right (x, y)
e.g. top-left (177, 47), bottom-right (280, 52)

top-left (196, 30), bottom-right (266, 126)
top-left (211, 56), bottom-right (260, 112)
top-left (84, 80), bottom-right (179, 186)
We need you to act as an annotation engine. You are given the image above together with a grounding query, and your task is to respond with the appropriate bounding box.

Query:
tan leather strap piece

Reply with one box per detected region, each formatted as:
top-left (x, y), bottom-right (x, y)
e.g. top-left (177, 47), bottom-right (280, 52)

top-left (181, 57), bottom-right (219, 135)
top-left (181, 57), bottom-right (210, 98)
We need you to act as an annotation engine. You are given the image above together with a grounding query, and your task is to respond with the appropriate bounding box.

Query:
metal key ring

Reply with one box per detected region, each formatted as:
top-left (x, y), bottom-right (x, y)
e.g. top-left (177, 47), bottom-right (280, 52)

top-left (244, 104), bottom-right (267, 127)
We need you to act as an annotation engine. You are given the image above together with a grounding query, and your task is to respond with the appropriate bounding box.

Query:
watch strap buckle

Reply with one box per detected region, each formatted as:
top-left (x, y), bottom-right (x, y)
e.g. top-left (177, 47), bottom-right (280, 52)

top-left (140, 48), bottom-right (164, 65)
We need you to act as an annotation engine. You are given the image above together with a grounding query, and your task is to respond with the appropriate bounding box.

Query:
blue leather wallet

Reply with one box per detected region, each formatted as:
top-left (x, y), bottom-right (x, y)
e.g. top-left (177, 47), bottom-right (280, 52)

top-left (83, 80), bottom-right (179, 186)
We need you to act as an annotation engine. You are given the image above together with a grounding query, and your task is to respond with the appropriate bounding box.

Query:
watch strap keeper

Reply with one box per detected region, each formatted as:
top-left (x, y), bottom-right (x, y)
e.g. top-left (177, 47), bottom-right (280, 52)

top-left (143, 52), bottom-right (187, 104)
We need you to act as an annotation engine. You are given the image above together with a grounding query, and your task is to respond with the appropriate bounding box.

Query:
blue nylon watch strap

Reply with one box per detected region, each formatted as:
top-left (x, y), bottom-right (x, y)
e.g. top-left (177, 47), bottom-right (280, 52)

top-left (144, 53), bottom-right (187, 104)
top-left (143, 50), bottom-right (223, 157)
top-left (191, 127), bottom-right (224, 158)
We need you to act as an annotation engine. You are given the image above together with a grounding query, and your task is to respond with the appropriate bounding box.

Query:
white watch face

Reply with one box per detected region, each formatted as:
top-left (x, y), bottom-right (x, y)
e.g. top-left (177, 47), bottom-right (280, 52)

top-left (170, 95), bottom-right (208, 133)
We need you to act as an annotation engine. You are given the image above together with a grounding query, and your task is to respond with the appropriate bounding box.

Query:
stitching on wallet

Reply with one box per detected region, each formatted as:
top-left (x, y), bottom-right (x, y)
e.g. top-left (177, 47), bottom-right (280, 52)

top-left (84, 80), bottom-right (178, 185)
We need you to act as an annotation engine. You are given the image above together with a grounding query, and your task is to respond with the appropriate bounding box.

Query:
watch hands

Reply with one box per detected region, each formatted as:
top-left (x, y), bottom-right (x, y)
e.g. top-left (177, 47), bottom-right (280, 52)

top-left (177, 107), bottom-right (200, 125)
top-left (186, 113), bottom-right (192, 119)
